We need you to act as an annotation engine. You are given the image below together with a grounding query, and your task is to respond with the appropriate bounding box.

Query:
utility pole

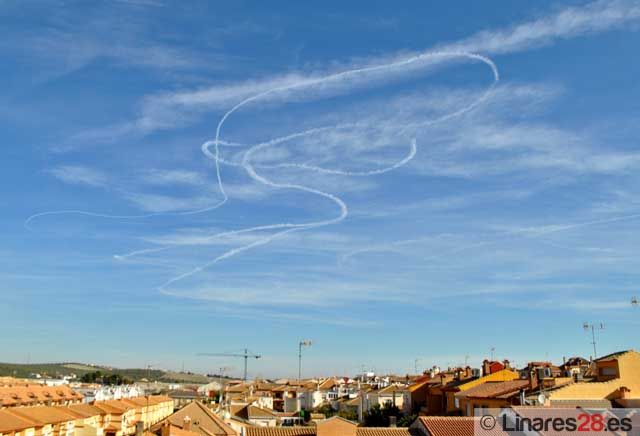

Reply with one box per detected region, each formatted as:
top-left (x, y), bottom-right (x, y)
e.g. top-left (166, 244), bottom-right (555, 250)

top-left (414, 358), bottom-right (421, 374)
top-left (490, 347), bottom-right (495, 361)
top-left (218, 366), bottom-right (232, 409)
top-left (298, 340), bottom-right (312, 381)
top-left (583, 322), bottom-right (605, 358)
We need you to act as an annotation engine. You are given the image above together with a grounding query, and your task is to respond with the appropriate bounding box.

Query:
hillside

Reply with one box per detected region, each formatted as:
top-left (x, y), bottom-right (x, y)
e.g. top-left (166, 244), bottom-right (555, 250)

top-left (0, 362), bottom-right (213, 384)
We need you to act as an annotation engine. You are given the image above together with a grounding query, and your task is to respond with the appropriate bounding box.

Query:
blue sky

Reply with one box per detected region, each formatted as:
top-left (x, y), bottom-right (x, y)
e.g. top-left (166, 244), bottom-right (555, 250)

top-left (2, 0), bottom-right (640, 379)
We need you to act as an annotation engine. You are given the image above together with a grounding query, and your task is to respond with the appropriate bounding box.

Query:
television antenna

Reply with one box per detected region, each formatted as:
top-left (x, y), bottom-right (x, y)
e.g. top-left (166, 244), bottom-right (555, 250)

top-left (583, 322), bottom-right (605, 358)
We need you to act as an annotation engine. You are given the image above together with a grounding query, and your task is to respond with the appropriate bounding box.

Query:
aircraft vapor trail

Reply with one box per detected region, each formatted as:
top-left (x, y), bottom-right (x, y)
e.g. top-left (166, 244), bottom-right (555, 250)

top-left (155, 52), bottom-right (498, 289)
top-left (27, 51), bottom-right (500, 291)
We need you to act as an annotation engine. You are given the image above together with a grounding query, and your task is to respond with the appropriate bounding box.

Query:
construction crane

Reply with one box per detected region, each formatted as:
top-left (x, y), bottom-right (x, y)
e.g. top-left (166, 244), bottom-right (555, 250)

top-left (198, 348), bottom-right (261, 381)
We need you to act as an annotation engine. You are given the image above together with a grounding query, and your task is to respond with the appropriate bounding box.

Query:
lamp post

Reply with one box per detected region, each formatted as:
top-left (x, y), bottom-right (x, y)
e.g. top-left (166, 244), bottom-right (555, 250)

top-left (583, 322), bottom-right (605, 358)
top-left (298, 340), bottom-right (312, 381)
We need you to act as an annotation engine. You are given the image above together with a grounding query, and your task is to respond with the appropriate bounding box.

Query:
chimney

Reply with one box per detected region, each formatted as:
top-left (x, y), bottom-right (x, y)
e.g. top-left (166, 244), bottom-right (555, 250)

top-left (161, 421), bottom-right (171, 436)
top-left (183, 416), bottom-right (192, 432)
top-left (618, 386), bottom-right (631, 400)
top-left (136, 421), bottom-right (144, 436)
top-left (528, 370), bottom-right (538, 390)
top-left (502, 359), bottom-right (510, 370)
top-left (482, 360), bottom-right (491, 377)
top-left (389, 416), bottom-right (397, 427)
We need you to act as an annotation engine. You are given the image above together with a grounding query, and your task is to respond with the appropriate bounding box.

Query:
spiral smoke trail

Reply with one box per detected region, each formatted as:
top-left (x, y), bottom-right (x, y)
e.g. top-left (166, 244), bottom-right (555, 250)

top-left (25, 51), bottom-right (500, 292)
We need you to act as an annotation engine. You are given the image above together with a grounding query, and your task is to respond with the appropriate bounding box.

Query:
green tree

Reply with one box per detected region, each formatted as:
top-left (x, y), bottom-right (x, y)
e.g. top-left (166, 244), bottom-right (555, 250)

top-left (338, 409), bottom-right (358, 421)
top-left (363, 402), bottom-right (401, 427)
top-left (313, 403), bottom-right (337, 418)
top-left (397, 413), bottom-right (417, 427)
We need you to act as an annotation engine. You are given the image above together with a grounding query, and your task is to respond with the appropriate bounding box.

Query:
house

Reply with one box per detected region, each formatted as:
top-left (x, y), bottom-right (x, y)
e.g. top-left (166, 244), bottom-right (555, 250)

top-left (229, 404), bottom-right (278, 427)
top-left (336, 396), bottom-right (362, 421)
top-left (546, 349), bottom-right (640, 407)
top-left (423, 374), bottom-right (454, 416)
top-left (63, 403), bottom-right (107, 436)
top-left (197, 382), bottom-right (223, 401)
top-left (370, 385), bottom-right (410, 412)
top-left (406, 378), bottom-right (431, 414)
top-left (244, 416), bottom-right (417, 436)
top-left (481, 360), bottom-right (508, 377)
top-left (425, 368), bottom-right (520, 415)
top-left (0, 383), bottom-right (84, 408)
top-left (559, 357), bottom-right (590, 378)
top-left (453, 380), bottom-right (530, 416)
top-left (0, 408), bottom-right (37, 436)
top-left (411, 416), bottom-right (508, 436)
top-left (1, 406), bottom-right (78, 436)
top-left (0, 395), bottom-right (173, 436)
top-left (75, 385), bottom-right (145, 403)
top-left (152, 401), bottom-right (236, 436)
top-left (168, 390), bottom-right (203, 410)
top-left (93, 399), bottom-right (138, 436)
top-left (119, 396), bottom-right (175, 430)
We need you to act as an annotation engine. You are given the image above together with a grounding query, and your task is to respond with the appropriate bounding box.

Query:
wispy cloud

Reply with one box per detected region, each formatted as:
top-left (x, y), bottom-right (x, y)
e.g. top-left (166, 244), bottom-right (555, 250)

top-left (47, 165), bottom-right (109, 187)
top-left (122, 191), bottom-right (218, 213)
top-left (65, 0), bottom-right (640, 147)
top-left (138, 169), bottom-right (207, 187)
top-left (441, 0), bottom-right (640, 55)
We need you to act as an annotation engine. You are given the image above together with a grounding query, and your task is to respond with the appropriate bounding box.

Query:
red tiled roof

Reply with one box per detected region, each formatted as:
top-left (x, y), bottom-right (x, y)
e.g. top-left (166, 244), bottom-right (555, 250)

top-left (358, 429), bottom-right (416, 436)
top-left (454, 380), bottom-right (529, 399)
top-left (0, 409), bottom-right (37, 433)
top-left (244, 428), bottom-right (416, 436)
top-left (417, 416), bottom-right (508, 436)
top-left (245, 428), bottom-right (315, 436)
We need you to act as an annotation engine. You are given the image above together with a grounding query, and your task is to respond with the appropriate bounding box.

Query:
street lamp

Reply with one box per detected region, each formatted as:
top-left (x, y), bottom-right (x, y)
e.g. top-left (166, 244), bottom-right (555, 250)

top-left (298, 340), bottom-right (312, 381)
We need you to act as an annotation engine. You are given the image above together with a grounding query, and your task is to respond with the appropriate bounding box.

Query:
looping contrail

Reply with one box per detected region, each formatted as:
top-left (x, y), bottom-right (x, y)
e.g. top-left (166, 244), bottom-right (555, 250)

top-left (26, 51), bottom-right (500, 291)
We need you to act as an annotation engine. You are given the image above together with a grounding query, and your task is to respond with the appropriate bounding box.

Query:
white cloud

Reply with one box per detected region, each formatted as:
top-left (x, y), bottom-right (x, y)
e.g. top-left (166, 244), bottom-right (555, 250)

top-left (441, 0), bottom-right (640, 55)
top-left (47, 165), bottom-right (109, 187)
top-left (139, 169), bottom-right (207, 186)
top-left (123, 191), bottom-right (217, 212)
top-left (65, 0), bottom-right (640, 147)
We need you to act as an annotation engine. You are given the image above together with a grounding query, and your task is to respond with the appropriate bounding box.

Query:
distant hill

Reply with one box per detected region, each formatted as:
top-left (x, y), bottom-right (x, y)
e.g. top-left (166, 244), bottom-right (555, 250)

top-left (0, 362), bottom-right (215, 384)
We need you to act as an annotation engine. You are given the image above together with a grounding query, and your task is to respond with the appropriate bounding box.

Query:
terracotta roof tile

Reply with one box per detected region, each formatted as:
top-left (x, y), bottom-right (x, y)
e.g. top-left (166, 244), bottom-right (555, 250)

top-left (357, 428), bottom-right (417, 436)
top-left (0, 409), bottom-right (37, 433)
top-left (158, 400), bottom-right (236, 436)
top-left (6, 406), bottom-right (78, 426)
top-left (417, 416), bottom-right (508, 436)
top-left (454, 380), bottom-right (529, 399)
top-left (245, 427), bottom-right (419, 436)
top-left (245, 428), bottom-right (315, 436)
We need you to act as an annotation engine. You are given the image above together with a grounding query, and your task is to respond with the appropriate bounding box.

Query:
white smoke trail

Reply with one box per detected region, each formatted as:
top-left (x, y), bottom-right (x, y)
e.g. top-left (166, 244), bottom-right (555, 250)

top-left (27, 50), bottom-right (500, 291)
top-left (154, 52), bottom-right (498, 290)
top-left (114, 51), bottom-right (497, 266)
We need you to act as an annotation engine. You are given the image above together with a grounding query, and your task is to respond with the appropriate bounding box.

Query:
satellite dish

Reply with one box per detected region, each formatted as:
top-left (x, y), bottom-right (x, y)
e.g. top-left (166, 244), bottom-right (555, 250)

top-left (537, 393), bottom-right (546, 405)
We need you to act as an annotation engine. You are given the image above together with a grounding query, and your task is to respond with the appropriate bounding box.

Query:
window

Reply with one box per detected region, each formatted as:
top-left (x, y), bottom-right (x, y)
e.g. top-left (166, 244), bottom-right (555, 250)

top-left (600, 367), bottom-right (617, 376)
